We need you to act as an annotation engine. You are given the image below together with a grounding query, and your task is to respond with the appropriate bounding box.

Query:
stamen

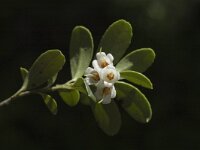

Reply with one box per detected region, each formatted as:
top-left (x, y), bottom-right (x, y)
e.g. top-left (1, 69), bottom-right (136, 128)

top-left (100, 59), bottom-right (109, 68)
top-left (107, 72), bottom-right (114, 80)
top-left (103, 87), bottom-right (111, 95)
top-left (92, 72), bottom-right (100, 81)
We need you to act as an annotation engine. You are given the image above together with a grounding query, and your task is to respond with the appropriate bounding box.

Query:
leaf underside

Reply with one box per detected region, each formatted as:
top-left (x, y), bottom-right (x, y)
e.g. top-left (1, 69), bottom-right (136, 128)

top-left (120, 70), bottom-right (153, 89)
top-left (70, 26), bottom-right (94, 80)
top-left (98, 19), bottom-right (132, 64)
top-left (27, 49), bottom-right (65, 89)
top-left (115, 81), bottom-right (152, 123)
top-left (91, 101), bottom-right (121, 136)
top-left (116, 48), bottom-right (155, 72)
top-left (59, 89), bottom-right (80, 107)
top-left (41, 94), bottom-right (58, 115)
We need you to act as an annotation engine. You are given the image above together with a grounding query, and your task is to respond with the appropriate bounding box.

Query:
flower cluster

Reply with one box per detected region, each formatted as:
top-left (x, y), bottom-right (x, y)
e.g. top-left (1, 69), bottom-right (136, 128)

top-left (85, 52), bottom-right (120, 104)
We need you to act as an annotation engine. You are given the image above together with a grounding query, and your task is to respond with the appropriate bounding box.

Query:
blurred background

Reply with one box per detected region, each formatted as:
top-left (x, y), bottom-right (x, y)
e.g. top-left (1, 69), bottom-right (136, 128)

top-left (0, 0), bottom-right (200, 149)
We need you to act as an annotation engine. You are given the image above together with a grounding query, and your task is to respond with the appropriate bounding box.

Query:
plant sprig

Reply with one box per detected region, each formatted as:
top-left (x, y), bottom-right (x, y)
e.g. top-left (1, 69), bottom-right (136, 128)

top-left (0, 19), bottom-right (156, 136)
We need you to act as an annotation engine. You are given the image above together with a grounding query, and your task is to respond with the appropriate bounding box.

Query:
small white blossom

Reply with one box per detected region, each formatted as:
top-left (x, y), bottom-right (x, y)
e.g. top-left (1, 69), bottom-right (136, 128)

top-left (100, 65), bottom-right (120, 86)
top-left (84, 60), bottom-right (101, 85)
top-left (96, 52), bottom-right (114, 68)
top-left (95, 84), bottom-right (116, 104)
top-left (85, 67), bottom-right (100, 85)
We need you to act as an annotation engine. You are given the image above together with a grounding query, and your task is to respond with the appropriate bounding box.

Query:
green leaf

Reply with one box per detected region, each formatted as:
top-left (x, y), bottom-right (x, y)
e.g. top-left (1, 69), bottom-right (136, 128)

top-left (120, 70), bottom-right (153, 89)
top-left (71, 78), bottom-right (87, 94)
top-left (59, 89), bottom-right (80, 107)
top-left (27, 50), bottom-right (65, 89)
top-left (41, 94), bottom-right (58, 115)
top-left (70, 78), bottom-right (96, 102)
top-left (80, 93), bottom-right (91, 106)
top-left (47, 74), bottom-right (58, 87)
top-left (20, 67), bottom-right (57, 88)
top-left (70, 26), bottom-right (94, 79)
top-left (20, 67), bottom-right (28, 81)
top-left (98, 19), bottom-right (132, 64)
top-left (115, 81), bottom-right (152, 123)
top-left (116, 48), bottom-right (155, 73)
top-left (91, 101), bottom-right (121, 136)
top-left (61, 78), bottom-right (94, 101)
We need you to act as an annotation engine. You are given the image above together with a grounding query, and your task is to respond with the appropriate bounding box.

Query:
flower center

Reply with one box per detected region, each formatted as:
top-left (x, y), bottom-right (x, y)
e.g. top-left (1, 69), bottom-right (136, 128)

top-left (100, 59), bottom-right (109, 68)
top-left (106, 72), bottom-right (114, 80)
top-left (92, 72), bottom-right (100, 81)
top-left (103, 87), bottom-right (111, 95)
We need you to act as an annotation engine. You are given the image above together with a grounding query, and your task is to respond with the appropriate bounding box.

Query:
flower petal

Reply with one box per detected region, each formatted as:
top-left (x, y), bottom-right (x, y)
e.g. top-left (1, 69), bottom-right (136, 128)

top-left (92, 60), bottom-right (101, 72)
top-left (106, 64), bottom-right (115, 69)
top-left (107, 53), bottom-right (114, 62)
top-left (117, 71), bottom-right (120, 80)
top-left (104, 81), bottom-right (113, 87)
top-left (96, 80), bottom-right (104, 88)
top-left (102, 93), bottom-right (112, 104)
top-left (85, 77), bottom-right (97, 85)
top-left (96, 52), bottom-right (106, 60)
top-left (96, 52), bottom-right (114, 68)
top-left (85, 67), bottom-right (94, 75)
top-left (111, 86), bottom-right (116, 98)
top-left (95, 86), bottom-right (103, 100)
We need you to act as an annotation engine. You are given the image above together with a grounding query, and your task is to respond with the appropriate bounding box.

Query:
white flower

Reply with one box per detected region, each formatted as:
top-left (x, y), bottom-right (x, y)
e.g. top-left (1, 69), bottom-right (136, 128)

top-left (85, 67), bottom-right (100, 85)
top-left (96, 52), bottom-right (114, 68)
top-left (95, 84), bottom-right (116, 104)
top-left (84, 51), bottom-right (120, 104)
top-left (100, 65), bottom-right (120, 87)
top-left (84, 60), bottom-right (101, 85)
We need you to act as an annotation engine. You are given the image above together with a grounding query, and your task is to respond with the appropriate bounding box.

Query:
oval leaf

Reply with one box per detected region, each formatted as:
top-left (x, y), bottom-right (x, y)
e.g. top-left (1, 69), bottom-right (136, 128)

top-left (41, 94), bottom-right (58, 115)
top-left (116, 48), bottom-right (155, 72)
top-left (70, 26), bottom-right (94, 79)
top-left (27, 50), bottom-right (65, 89)
top-left (59, 90), bottom-right (80, 107)
top-left (98, 19), bottom-right (132, 64)
top-left (115, 81), bottom-right (152, 123)
top-left (120, 70), bottom-right (153, 89)
top-left (91, 101), bottom-right (121, 136)
top-left (20, 67), bottom-right (57, 88)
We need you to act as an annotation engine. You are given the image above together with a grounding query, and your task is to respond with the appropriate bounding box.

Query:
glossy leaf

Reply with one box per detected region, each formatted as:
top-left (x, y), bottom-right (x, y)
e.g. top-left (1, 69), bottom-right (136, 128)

top-left (98, 19), bottom-right (132, 64)
top-left (41, 94), bottom-right (58, 115)
top-left (70, 26), bottom-right (94, 79)
top-left (59, 89), bottom-right (80, 107)
top-left (116, 48), bottom-right (155, 72)
top-left (120, 70), bottom-right (153, 89)
top-left (27, 50), bottom-right (65, 89)
top-left (115, 81), bottom-right (152, 123)
top-left (91, 101), bottom-right (121, 136)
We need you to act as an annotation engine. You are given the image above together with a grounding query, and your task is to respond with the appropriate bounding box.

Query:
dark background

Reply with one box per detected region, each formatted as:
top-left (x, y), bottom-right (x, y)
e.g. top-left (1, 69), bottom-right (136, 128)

top-left (0, 0), bottom-right (200, 149)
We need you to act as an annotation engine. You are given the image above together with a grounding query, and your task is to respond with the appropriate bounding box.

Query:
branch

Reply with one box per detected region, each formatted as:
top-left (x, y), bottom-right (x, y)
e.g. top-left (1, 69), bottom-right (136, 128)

top-left (0, 82), bottom-right (72, 107)
top-left (0, 89), bottom-right (30, 107)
